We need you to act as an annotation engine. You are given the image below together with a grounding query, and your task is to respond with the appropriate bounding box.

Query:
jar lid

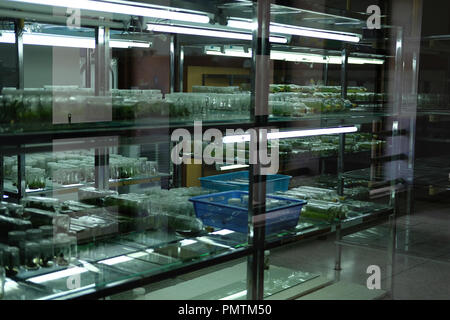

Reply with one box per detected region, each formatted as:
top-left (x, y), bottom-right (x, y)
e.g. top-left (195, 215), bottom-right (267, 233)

top-left (26, 229), bottom-right (43, 241)
top-left (8, 230), bottom-right (26, 243)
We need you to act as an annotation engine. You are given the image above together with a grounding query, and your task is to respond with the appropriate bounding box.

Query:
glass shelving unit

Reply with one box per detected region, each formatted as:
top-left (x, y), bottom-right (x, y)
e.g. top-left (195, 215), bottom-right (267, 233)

top-left (0, 0), bottom-right (410, 300)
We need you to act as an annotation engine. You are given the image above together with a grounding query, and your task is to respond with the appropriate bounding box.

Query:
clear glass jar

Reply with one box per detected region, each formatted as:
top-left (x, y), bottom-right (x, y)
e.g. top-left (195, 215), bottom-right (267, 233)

top-left (24, 242), bottom-right (40, 270)
top-left (39, 239), bottom-right (54, 268)
top-left (26, 229), bottom-right (43, 242)
top-left (8, 231), bottom-right (26, 265)
top-left (39, 225), bottom-right (54, 240)
top-left (54, 234), bottom-right (70, 266)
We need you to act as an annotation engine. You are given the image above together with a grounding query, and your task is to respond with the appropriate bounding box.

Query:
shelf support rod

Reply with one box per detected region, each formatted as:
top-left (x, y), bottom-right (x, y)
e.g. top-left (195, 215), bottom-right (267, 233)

top-left (170, 34), bottom-right (176, 93)
top-left (0, 155), bottom-right (3, 201)
top-left (15, 19), bottom-right (24, 90)
top-left (17, 153), bottom-right (26, 200)
top-left (247, 0), bottom-right (270, 301)
top-left (95, 25), bottom-right (110, 96)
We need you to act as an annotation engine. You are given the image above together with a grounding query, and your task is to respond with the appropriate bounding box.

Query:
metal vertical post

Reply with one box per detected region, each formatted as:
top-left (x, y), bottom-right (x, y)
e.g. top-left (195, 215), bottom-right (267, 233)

top-left (15, 20), bottom-right (25, 201)
top-left (17, 154), bottom-right (26, 200)
top-left (337, 133), bottom-right (345, 197)
top-left (94, 26), bottom-right (110, 190)
top-left (334, 133), bottom-right (345, 274)
top-left (247, 0), bottom-right (270, 301)
top-left (0, 156), bottom-right (4, 201)
top-left (338, 47), bottom-right (348, 196)
top-left (15, 19), bottom-right (24, 90)
top-left (95, 26), bottom-right (110, 96)
top-left (95, 147), bottom-right (109, 191)
top-left (179, 46), bottom-right (184, 92)
top-left (86, 48), bottom-right (92, 88)
top-left (323, 63), bottom-right (329, 86)
top-left (341, 47), bottom-right (348, 100)
top-left (170, 35), bottom-right (176, 93)
top-left (385, 26), bottom-right (404, 298)
top-left (334, 47), bottom-right (348, 276)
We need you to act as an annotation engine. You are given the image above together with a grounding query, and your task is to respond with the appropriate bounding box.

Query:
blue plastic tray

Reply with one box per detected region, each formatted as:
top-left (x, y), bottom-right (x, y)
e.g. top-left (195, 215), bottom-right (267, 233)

top-left (189, 191), bottom-right (306, 235)
top-left (199, 171), bottom-right (291, 194)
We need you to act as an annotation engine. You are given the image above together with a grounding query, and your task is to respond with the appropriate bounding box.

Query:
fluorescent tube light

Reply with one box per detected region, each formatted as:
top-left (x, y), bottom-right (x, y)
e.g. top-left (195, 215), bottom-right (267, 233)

top-left (227, 20), bottom-right (254, 30)
top-left (348, 57), bottom-right (385, 65)
top-left (270, 24), bottom-right (360, 43)
top-left (268, 126), bottom-right (358, 139)
top-left (110, 40), bottom-right (151, 48)
top-left (228, 19), bottom-right (361, 43)
top-left (269, 36), bottom-right (288, 44)
top-left (28, 266), bottom-right (89, 284)
top-left (219, 164), bottom-right (250, 171)
top-left (148, 23), bottom-right (251, 40)
top-left (271, 51), bottom-right (335, 64)
top-left (223, 126), bottom-right (358, 144)
top-left (206, 50), bottom-right (252, 58)
top-left (11, 0), bottom-right (210, 24)
top-left (147, 24), bottom-right (287, 43)
top-left (0, 31), bottom-right (151, 48)
top-left (205, 46), bottom-right (384, 65)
